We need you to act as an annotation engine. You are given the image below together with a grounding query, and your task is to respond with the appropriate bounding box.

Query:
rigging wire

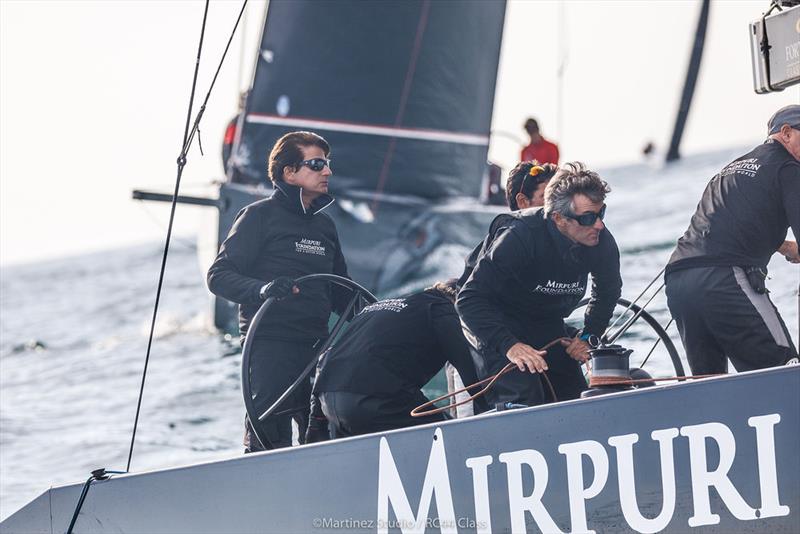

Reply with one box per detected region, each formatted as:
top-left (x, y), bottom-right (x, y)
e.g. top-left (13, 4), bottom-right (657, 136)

top-left (601, 266), bottom-right (665, 340)
top-left (640, 318), bottom-right (675, 369)
top-left (126, 0), bottom-right (249, 474)
top-left (133, 201), bottom-right (199, 252)
top-left (370, 0), bottom-right (431, 214)
top-left (606, 282), bottom-right (666, 345)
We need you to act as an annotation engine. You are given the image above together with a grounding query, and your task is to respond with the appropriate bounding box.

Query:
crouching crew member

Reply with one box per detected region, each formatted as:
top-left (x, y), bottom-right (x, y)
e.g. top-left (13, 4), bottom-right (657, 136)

top-left (307, 281), bottom-right (488, 440)
top-left (207, 131), bottom-right (349, 452)
top-left (457, 162), bottom-right (622, 407)
top-left (665, 105), bottom-right (800, 374)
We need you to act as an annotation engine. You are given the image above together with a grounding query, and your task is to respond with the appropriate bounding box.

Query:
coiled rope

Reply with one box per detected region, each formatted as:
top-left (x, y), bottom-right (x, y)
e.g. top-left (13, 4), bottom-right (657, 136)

top-left (413, 350), bottom-right (720, 418)
top-left (411, 338), bottom-right (566, 417)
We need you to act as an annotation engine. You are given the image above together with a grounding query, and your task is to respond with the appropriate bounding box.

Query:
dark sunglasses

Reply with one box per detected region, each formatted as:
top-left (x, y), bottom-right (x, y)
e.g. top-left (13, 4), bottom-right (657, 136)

top-left (565, 204), bottom-right (606, 226)
top-left (299, 158), bottom-right (332, 172)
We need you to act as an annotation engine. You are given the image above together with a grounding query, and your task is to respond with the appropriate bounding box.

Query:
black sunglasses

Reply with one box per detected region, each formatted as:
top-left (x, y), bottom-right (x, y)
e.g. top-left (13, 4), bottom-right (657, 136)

top-left (565, 204), bottom-right (606, 226)
top-left (298, 158), bottom-right (332, 172)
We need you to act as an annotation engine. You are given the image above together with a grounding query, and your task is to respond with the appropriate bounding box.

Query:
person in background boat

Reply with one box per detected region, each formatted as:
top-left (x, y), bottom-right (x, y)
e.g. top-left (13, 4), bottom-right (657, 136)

top-left (207, 131), bottom-right (350, 452)
top-left (457, 162), bottom-right (622, 407)
top-left (305, 280), bottom-right (488, 442)
top-left (665, 105), bottom-right (800, 374)
top-left (220, 91), bottom-right (263, 185)
top-left (521, 118), bottom-right (559, 165)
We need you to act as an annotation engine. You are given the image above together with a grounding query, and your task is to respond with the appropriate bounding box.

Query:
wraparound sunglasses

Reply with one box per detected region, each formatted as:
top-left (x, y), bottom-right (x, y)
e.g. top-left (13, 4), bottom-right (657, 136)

top-left (565, 204), bottom-right (606, 226)
top-left (299, 158), bottom-right (332, 172)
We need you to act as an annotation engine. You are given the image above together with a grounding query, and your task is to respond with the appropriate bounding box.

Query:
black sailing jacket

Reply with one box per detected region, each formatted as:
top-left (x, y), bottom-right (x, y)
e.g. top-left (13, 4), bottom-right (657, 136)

top-left (667, 140), bottom-right (800, 273)
top-left (457, 207), bottom-right (622, 357)
top-left (313, 290), bottom-right (484, 406)
top-left (206, 182), bottom-right (348, 340)
top-left (457, 213), bottom-right (516, 288)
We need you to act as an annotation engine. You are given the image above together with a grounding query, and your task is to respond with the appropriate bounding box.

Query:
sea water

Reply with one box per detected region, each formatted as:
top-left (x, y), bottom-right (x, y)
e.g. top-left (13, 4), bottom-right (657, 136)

top-left (1, 147), bottom-right (797, 519)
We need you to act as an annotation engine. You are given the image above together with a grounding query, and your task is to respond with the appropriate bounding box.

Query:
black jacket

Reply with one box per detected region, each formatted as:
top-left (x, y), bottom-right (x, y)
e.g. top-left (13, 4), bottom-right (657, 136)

top-left (457, 213), bottom-right (516, 288)
top-left (206, 182), bottom-right (348, 340)
top-left (457, 207), bottom-right (622, 356)
top-left (667, 140), bottom-right (800, 273)
top-left (313, 290), bottom-right (483, 404)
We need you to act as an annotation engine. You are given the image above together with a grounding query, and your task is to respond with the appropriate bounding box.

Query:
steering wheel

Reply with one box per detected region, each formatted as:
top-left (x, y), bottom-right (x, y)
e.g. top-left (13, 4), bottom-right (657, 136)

top-left (573, 297), bottom-right (684, 377)
top-left (241, 274), bottom-right (377, 450)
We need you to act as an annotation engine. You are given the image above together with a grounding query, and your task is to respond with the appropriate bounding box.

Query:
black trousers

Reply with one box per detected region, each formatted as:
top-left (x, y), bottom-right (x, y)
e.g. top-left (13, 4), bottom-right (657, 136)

top-left (473, 320), bottom-right (587, 408)
top-left (244, 338), bottom-right (318, 453)
top-left (318, 390), bottom-right (448, 437)
top-left (665, 266), bottom-right (797, 374)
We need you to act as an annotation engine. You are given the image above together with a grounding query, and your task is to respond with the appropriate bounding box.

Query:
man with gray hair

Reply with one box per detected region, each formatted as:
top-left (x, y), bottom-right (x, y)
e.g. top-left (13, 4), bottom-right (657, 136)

top-left (665, 105), bottom-right (800, 374)
top-left (457, 162), bottom-right (622, 407)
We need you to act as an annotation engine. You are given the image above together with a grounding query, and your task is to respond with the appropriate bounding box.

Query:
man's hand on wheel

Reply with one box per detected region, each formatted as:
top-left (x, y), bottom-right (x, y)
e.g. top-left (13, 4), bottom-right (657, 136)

top-left (260, 276), bottom-right (299, 300)
top-left (506, 342), bottom-right (548, 373)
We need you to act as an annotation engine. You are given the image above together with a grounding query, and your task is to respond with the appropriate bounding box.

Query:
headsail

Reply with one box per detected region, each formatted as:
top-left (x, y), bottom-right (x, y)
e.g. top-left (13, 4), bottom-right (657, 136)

top-left (231, 0), bottom-right (507, 200)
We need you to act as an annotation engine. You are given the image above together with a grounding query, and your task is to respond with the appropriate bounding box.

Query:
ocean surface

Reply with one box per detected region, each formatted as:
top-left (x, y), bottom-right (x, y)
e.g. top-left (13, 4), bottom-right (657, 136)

top-left (1, 147), bottom-right (797, 520)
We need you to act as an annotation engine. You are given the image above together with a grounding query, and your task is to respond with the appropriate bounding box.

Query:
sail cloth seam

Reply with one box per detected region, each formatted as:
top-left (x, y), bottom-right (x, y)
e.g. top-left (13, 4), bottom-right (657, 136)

top-left (372, 0), bottom-right (431, 210)
top-left (245, 114), bottom-right (489, 146)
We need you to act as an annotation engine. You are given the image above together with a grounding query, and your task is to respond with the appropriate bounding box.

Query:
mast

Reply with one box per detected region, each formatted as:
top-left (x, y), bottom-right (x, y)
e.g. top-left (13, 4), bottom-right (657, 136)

top-left (666, 0), bottom-right (711, 163)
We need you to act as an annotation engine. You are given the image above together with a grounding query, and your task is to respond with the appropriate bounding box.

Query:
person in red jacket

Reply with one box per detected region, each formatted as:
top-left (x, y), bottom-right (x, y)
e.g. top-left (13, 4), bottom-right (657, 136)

top-left (521, 117), bottom-right (559, 165)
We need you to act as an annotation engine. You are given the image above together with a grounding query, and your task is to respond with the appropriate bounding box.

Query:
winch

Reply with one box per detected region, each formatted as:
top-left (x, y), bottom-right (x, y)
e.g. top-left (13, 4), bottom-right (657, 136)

top-left (581, 344), bottom-right (654, 398)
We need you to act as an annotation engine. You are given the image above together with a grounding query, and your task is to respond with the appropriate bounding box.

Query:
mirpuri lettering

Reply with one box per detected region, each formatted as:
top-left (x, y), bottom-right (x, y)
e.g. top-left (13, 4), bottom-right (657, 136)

top-left (377, 415), bottom-right (788, 533)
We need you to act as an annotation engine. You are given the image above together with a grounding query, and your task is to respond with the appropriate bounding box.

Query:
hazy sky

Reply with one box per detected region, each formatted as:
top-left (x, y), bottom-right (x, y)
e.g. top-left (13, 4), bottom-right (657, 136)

top-left (1, 0), bottom-right (797, 266)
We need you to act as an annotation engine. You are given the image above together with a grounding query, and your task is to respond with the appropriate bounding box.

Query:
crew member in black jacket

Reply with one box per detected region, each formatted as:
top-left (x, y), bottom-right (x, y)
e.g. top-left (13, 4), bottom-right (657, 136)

top-left (207, 131), bottom-right (349, 452)
top-left (307, 281), bottom-right (487, 440)
top-left (457, 162), bottom-right (622, 407)
top-left (665, 105), bottom-right (800, 374)
top-left (458, 161), bottom-right (558, 288)
top-left (451, 161), bottom-right (557, 415)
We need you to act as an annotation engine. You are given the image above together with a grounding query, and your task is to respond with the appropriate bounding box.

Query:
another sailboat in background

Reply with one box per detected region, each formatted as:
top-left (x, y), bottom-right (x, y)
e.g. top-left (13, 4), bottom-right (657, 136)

top-left (135, 0), bottom-right (508, 333)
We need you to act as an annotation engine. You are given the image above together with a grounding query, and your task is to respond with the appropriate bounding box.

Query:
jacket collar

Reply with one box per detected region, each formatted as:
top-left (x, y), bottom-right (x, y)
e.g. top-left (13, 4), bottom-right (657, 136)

top-left (273, 181), bottom-right (335, 216)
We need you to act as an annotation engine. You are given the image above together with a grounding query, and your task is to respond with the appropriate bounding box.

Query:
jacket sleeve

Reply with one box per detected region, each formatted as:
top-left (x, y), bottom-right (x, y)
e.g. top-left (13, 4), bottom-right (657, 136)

top-left (206, 206), bottom-right (266, 305)
top-left (456, 227), bottom-right (529, 357)
top-left (330, 230), bottom-right (353, 316)
top-left (779, 162), bottom-right (800, 243)
top-left (583, 230), bottom-right (623, 337)
top-left (430, 302), bottom-right (490, 414)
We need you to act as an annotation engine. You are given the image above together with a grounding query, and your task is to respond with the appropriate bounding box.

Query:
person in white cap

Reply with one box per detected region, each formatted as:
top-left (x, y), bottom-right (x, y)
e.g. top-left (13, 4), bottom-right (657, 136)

top-left (665, 104), bottom-right (800, 374)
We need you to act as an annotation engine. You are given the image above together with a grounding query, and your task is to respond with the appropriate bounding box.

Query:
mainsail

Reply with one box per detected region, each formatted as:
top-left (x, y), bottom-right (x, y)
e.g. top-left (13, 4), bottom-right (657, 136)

top-left (231, 0), bottom-right (507, 199)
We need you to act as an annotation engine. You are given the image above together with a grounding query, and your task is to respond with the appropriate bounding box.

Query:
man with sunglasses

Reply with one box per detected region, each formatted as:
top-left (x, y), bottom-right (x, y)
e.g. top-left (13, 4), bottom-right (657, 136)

top-left (207, 130), bottom-right (350, 452)
top-left (458, 161), bottom-right (558, 288)
top-left (457, 162), bottom-right (622, 407)
top-left (665, 105), bottom-right (800, 374)
top-left (449, 161), bottom-right (557, 415)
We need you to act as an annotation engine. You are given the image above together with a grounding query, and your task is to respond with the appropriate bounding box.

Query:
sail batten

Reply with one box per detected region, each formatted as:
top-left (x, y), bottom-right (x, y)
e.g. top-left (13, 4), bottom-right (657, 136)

top-left (246, 114), bottom-right (490, 146)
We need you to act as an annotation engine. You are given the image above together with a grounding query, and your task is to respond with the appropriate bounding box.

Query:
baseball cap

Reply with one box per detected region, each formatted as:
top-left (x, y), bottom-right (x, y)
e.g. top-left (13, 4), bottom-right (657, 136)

top-left (767, 105), bottom-right (800, 135)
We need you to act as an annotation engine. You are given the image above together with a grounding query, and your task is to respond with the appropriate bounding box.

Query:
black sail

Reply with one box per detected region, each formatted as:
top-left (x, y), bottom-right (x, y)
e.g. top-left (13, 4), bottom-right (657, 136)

top-left (233, 0), bottom-right (507, 200)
